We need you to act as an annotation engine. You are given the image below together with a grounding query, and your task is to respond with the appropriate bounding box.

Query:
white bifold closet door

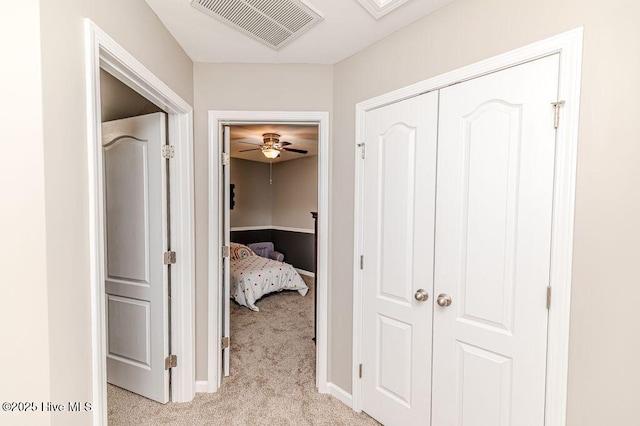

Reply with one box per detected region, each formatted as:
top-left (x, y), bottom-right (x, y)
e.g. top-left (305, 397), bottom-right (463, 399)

top-left (360, 53), bottom-right (560, 426)
top-left (361, 91), bottom-right (439, 426)
top-left (432, 54), bottom-right (560, 426)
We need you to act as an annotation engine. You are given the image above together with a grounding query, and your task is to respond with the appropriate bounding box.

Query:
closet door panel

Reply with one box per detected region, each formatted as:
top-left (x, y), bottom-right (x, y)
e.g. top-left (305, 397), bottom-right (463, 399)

top-left (432, 54), bottom-right (560, 426)
top-left (360, 91), bottom-right (439, 426)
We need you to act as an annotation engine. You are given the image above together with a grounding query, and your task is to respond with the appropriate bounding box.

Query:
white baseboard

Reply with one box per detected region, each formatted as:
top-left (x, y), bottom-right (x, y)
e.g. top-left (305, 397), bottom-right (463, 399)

top-left (195, 380), bottom-right (209, 393)
top-left (327, 383), bottom-right (353, 408)
top-left (295, 268), bottom-right (315, 278)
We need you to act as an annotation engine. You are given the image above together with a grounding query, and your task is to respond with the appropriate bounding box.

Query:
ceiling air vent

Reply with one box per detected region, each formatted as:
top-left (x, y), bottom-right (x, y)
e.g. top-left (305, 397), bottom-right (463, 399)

top-left (190, 0), bottom-right (323, 50)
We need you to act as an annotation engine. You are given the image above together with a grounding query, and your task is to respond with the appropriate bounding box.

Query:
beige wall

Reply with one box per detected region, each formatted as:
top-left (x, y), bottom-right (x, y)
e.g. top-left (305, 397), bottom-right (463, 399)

top-left (272, 155), bottom-right (318, 230)
top-left (37, 0), bottom-right (193, 424)
top-left (0, 2), bottom-right (51, 426)
top-left (193, 63), bottom-right (332, 379)
top-left (230, 158), bottom-right (272, 227)
top-left (229, 156), bottom-right (317, 229)
top-left (331, 0), bottom-right (640, 425)
top-left (100, 69), bottom-right (162, 122)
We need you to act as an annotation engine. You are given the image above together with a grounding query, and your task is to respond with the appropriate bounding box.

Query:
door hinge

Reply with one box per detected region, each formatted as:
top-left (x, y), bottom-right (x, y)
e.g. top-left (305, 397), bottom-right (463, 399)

top-left (546, 285), bottom-right (552, 309)
top-left (222, 336), bottom-right (230, 349)
top-left (552, 101), bottom-right (565, 129)
top-left (165, 354), bottom-right (177, 370)
top-left (162, 145), bottom-right (175, 159)
top-left (222, 152), bottom-right (230, 166)
top-left (360, 255), bottom-right (364, 270)
top-left (222, 245), bottom-right (230, 258)
top-left (359, 364), bottom-right (363, 379)
top-left (163, 251), bottom-right (177, 265)
top-left (357, 142), bottom-right (365, 159)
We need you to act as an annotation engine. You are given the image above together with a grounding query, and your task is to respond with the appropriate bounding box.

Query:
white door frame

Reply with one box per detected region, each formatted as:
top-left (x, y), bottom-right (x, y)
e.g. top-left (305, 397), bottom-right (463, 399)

top-left (352, 28), bottom-right (583, 425)
top-left (207, 110), bottom-right (330, 394)
top-left (84, 19), bottom-right (196, 425)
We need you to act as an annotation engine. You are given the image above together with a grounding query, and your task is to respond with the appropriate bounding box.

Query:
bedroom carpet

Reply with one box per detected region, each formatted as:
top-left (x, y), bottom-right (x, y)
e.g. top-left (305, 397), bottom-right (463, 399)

top-left (108, 275), bottom-right (379, 425)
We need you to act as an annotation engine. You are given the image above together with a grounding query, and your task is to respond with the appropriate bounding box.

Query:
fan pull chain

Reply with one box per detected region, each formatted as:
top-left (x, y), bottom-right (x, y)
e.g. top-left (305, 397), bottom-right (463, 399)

top-left (270, 159), bottom-right (273, 185)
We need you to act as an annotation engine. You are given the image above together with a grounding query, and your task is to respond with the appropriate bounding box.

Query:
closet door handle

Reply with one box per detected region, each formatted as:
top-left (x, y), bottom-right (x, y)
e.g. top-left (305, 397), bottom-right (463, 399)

top-left (414, 289), bottom-right (429, 302)
top-left (437, 293), bottom-right (452, 307)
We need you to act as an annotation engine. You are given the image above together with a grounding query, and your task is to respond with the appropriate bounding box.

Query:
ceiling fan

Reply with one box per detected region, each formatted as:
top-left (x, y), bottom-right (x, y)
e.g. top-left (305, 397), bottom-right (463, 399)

top-left (238, 133), bottom-right (308, 159)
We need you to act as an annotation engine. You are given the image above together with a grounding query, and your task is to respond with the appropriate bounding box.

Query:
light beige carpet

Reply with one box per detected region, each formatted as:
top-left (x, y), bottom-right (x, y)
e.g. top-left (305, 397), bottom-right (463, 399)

top-left (108, 275), bottom-right (379, 425)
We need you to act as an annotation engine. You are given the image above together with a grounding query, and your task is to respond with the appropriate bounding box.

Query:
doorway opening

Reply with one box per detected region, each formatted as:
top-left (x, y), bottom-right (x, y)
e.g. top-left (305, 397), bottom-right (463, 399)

top-left (85, 20), bottom-right (196, 425)
top-left (225, 123), bottom-right (319, 396)
top-left (100, 68), bottom-right (171, 409)
top-left (207, 111), bottom-right (330, 395)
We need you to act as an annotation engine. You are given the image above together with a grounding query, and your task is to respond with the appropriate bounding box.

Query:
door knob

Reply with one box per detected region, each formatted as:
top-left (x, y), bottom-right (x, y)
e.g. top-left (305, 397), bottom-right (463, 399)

top-left (437, 293), bottom-right (452, 307)
top-left (414, 289), bottom-right (429, 302)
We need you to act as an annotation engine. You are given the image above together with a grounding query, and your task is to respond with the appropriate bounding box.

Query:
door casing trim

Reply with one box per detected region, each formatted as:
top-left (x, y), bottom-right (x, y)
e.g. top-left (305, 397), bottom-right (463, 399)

top-left (352, 28), bottom-right (583, 425)
top-left (207, 110), bottom-right (330, 395)
top-left (85, 19), bottom-right (196, 425)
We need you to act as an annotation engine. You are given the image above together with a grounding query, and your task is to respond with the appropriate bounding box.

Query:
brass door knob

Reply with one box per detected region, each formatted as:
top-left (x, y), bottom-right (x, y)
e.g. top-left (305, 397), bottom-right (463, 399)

top-left (437, 293), bottom-right (452, 307)
top-left (414, 289), bottom-right (429, 302)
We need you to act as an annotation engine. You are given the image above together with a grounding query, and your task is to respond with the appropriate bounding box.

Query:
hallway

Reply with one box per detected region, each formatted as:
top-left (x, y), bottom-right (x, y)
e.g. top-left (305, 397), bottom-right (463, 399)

top-left (108, 276), bottom-right (378, 425)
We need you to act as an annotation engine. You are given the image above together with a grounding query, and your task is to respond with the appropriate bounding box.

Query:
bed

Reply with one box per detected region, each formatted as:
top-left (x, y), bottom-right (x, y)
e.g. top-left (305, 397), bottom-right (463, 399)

top-left (230, 243), bottom-right (308, 311)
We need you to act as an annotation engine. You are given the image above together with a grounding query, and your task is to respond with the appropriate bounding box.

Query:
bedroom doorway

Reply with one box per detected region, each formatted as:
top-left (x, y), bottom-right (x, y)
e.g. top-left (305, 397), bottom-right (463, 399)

top-left (207, 111), bottom-right (330, 396)
top-left (85, 20), bottom-right (196, 424)
top-left (223, 124), bottom-right (320, 379)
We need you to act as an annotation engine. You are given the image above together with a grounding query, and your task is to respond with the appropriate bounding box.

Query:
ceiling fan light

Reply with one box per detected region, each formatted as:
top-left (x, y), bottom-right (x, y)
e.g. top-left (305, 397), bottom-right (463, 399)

top-left (262, 147), bottom-right (279, 159)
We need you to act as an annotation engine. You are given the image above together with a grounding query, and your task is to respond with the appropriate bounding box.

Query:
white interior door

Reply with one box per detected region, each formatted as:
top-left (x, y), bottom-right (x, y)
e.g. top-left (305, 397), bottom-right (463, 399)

top-left (361, 91), bottom-right (439, 425)
top-left (102, 112), bottom-right (169, 404)
top-left (432, 54), bottom-right (560, 425)
top-left (222, 126), bottom-right (231, 378)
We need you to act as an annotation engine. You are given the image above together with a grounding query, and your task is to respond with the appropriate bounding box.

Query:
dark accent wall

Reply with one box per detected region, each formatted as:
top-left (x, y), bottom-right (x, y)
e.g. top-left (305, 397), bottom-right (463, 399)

top-left (231, 229), bottom-right (315, 273)
top-left (230, 229), bottom-right (274, 245)
top-left (272, 230), bottom-right (315, 273)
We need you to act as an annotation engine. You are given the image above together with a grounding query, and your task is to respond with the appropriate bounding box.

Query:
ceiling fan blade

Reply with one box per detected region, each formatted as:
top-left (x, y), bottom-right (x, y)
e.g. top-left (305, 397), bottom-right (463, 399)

top-left (282, 148), bottom-right (308, 154)
top-left (280, 141), bottom-right (292, 146)
top-left (237, 141), bottom-right (260, 146)
top-left (239, 148), bottom-right (262, 152)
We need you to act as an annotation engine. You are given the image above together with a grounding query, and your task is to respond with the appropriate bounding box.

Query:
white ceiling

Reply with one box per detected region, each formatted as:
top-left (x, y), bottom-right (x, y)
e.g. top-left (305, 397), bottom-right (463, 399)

top-left (144, 0), bottom-right (454, 64)
top-left (229, 124), bottom-right (318, 163)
